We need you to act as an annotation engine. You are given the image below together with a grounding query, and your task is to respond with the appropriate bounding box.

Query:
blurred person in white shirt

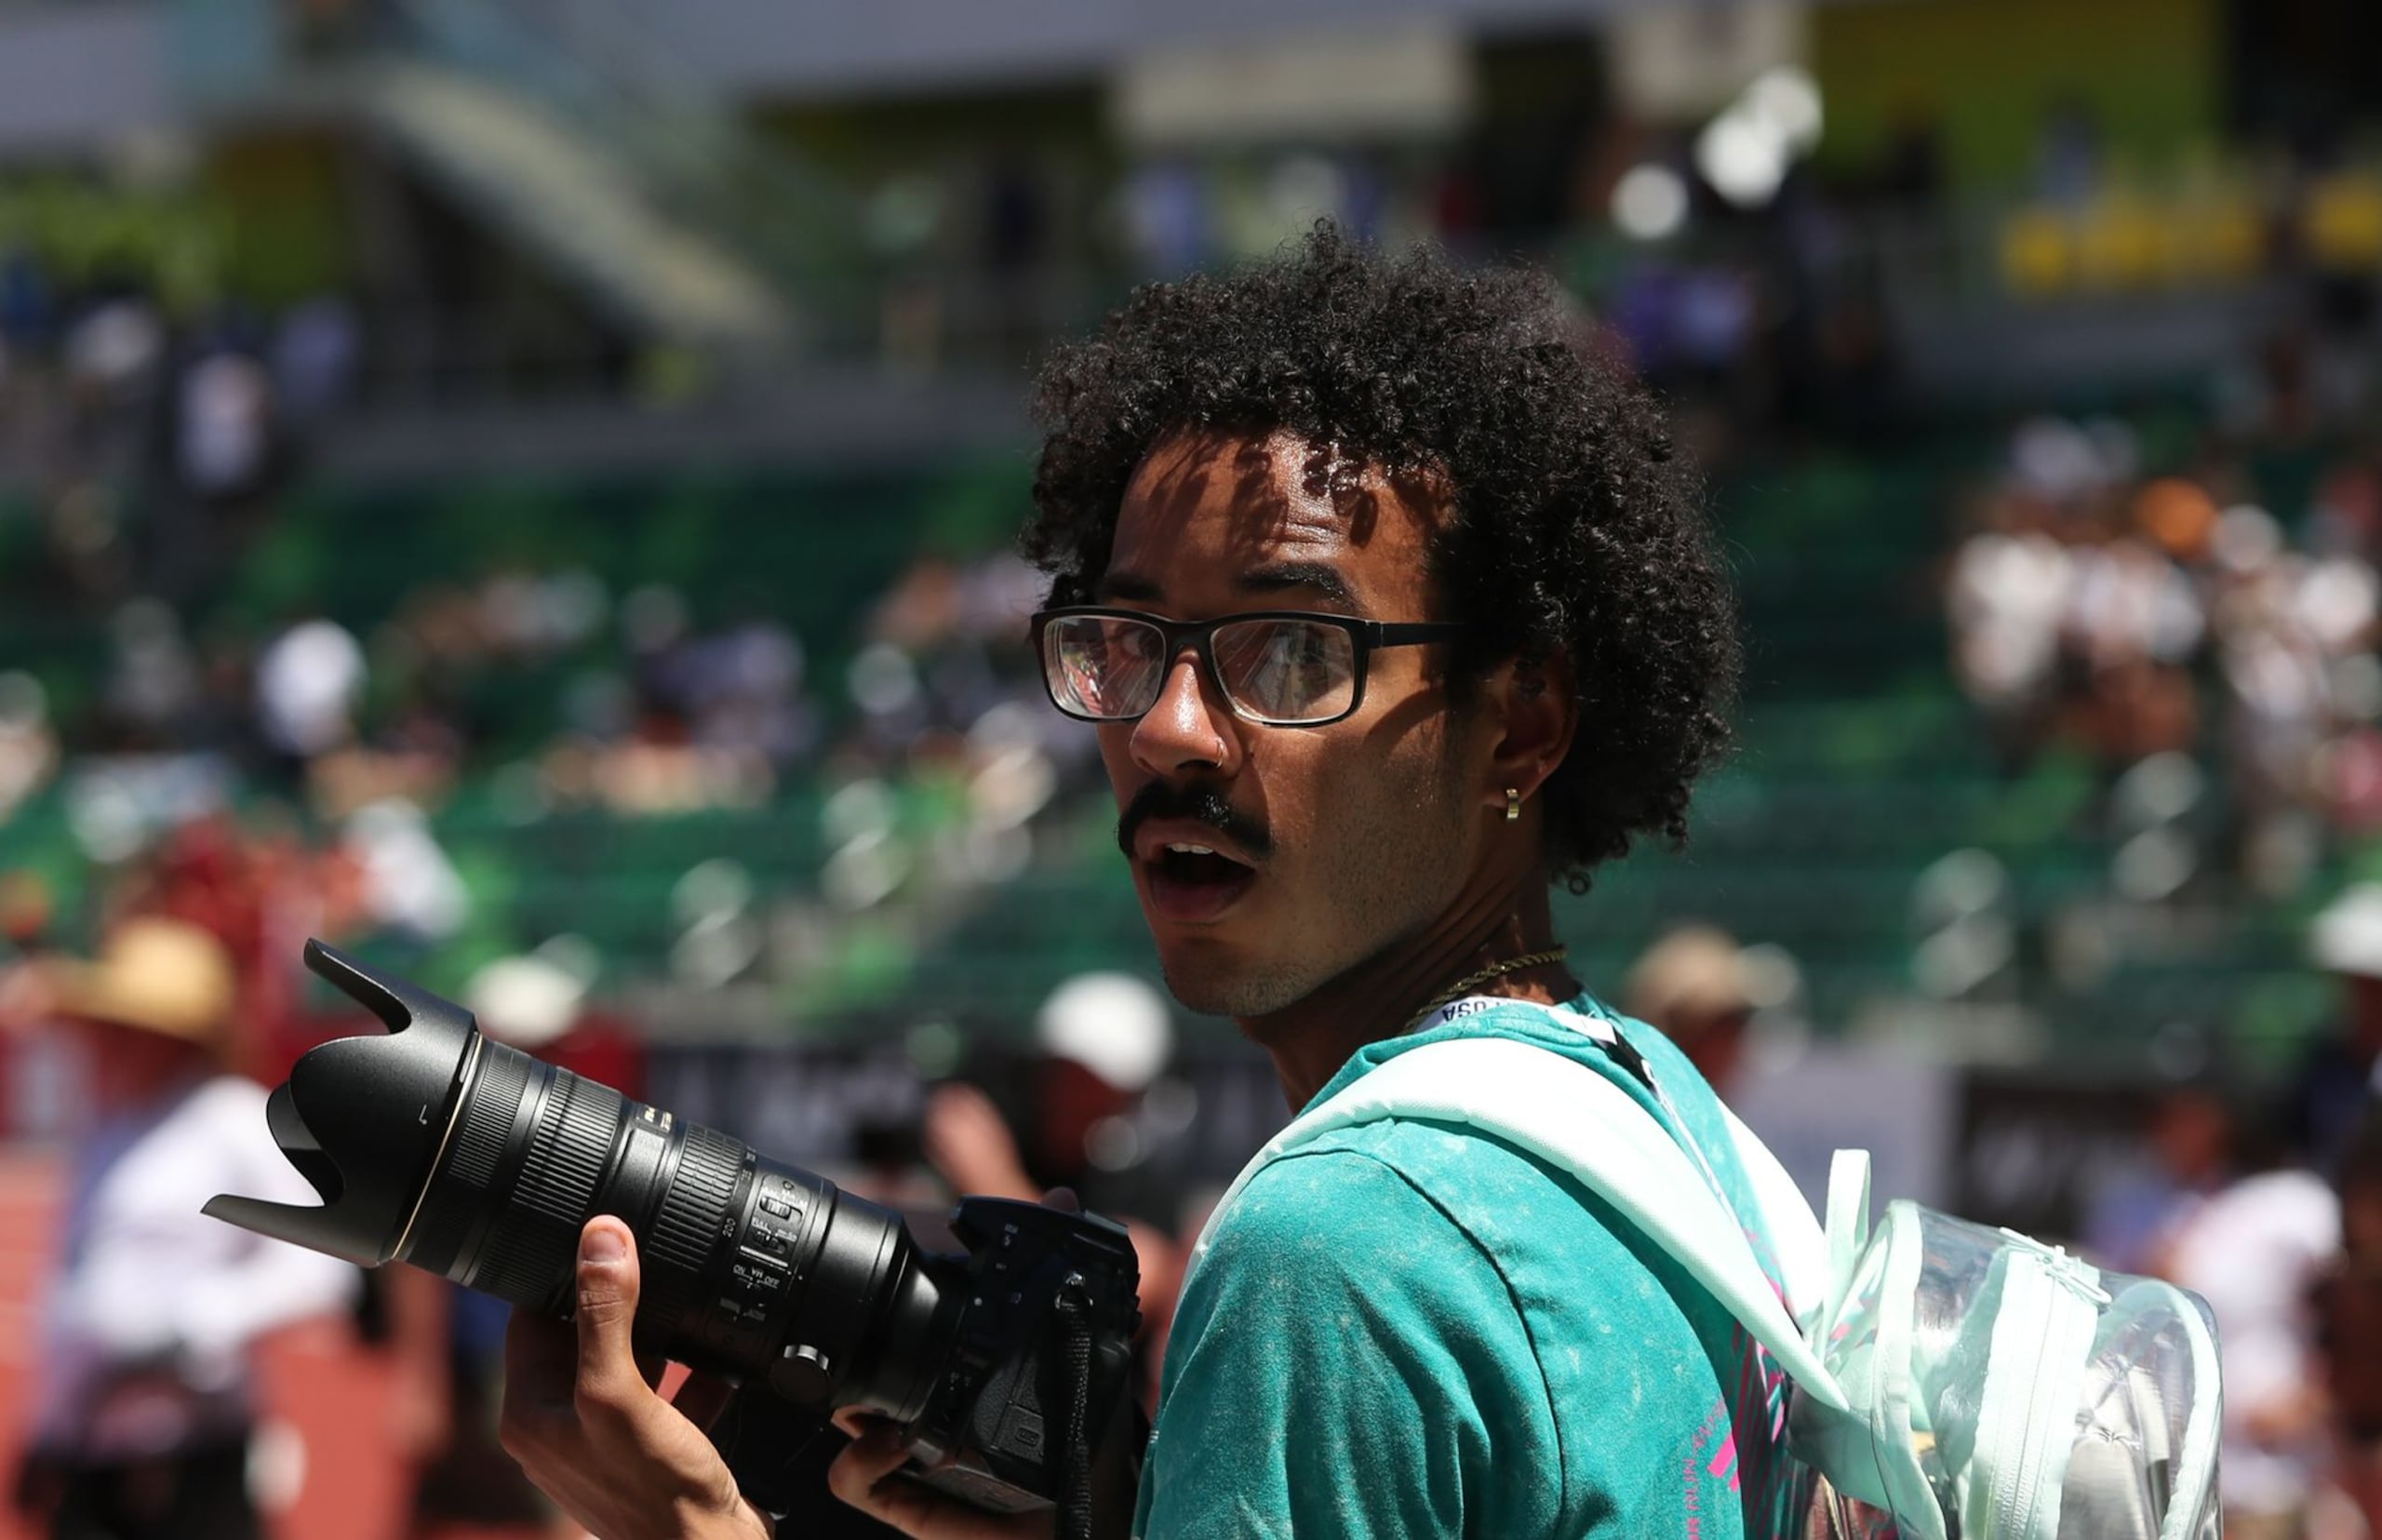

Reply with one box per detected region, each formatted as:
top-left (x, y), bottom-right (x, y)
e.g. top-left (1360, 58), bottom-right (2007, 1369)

top-left (7, 917), bottom-right (356, 1540)
top-left (2161, 1100), bottom-right (2341, 1540)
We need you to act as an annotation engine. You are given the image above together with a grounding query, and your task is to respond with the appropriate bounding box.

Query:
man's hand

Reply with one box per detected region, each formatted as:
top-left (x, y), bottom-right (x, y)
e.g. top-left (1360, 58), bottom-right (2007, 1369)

top-left (498, 1217), bottom-right (772, 1540)
top-left (824, 1416), bottom-right (1052, 1539)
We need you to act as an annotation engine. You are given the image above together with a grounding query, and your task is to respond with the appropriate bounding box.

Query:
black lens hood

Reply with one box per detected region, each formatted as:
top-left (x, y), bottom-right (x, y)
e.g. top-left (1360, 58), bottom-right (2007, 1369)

top-left (203, 939), bottom-right (481, 1266)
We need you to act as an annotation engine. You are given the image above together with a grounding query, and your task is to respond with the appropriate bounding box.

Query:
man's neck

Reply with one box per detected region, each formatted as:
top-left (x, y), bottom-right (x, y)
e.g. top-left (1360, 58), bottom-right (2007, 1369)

top-left (1239, 869), bottom-right (1577, 1109)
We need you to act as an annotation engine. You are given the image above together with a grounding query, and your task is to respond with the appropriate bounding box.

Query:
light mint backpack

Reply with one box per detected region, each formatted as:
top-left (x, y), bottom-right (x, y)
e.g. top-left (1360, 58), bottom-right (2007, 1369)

top-left (1189, 1011), bottom-right (2224, 1540)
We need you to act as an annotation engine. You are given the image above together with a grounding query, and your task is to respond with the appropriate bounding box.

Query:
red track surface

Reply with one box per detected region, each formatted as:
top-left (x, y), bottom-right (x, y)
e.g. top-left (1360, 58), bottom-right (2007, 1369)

top-left (0, 1146), bottom-right (559, 1540)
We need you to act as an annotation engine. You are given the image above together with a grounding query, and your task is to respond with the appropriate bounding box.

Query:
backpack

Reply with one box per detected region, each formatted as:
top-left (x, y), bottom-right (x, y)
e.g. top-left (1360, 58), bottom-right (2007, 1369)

top-left (1188, 1011), bottom-right (2224, 1540)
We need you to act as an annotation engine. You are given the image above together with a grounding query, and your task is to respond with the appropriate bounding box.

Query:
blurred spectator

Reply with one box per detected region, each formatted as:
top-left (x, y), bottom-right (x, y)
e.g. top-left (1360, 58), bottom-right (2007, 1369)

top-left (2061, 513), bottom-right (2203, 773)
top-left (7, 918), bottom-right (357, 1540)
top-left (2211, 504), bottom-right (2378, 891)
top-left (1947, 496), bottom-right (2071, 771)
top-left (253, 616), bottom-right (367, 776)
top-left (268, 296), bottom-right (360, 429)
top-left (2296, 885), bottom-right (2382, 1177)
top-left (62, 293), bottom-right (164, 409)
top-left (172, 351), bottom-right (277, 508)
top-left (2161, 1115), bottom-right (2339, 1540)
top-left (673, 609), bottom-right (816, 766)
top-left (342, 797), bottom-right (469, 943)
top-left (0, 670), bottom-right (60, 822)
top-left (1625, 923), bottom-right (1755, 1095)
top-left (2080, 1074), bottom-right (2236, 1276)
top-left (927, 971), bottom-right (1177, 1216)
top-left (102, 599), bottom-right (206, 747)
top-left (2317, 1106), bottom-right (2382, 1533)
top-left (921, 971), bottom-right (1187, 1409)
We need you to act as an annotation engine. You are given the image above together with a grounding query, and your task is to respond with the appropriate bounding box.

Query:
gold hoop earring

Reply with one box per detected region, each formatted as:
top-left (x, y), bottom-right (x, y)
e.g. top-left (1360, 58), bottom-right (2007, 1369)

top-left (1505, 788), bottom-right (1522, 823)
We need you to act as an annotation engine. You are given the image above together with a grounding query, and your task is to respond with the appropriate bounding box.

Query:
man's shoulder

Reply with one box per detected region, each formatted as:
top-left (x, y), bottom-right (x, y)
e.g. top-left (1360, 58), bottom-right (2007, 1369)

top-left (1233, 1005), bottom-right (1768, 1341)
top-left (1208, 1104), bottom-right (1659, 1299)
top-left (1205, 1127), bottom-right (1482, 1261)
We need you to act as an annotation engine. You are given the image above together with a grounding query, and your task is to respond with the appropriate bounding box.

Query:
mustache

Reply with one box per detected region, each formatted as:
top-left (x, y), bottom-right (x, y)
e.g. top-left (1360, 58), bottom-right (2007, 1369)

top-left (1117, 782), bottom-right (1272, 862)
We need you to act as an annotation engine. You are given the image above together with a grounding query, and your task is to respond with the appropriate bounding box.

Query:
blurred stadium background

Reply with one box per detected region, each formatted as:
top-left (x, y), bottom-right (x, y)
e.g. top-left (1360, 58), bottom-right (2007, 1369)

top-left (1, 0), bottom-right (2380, 1534)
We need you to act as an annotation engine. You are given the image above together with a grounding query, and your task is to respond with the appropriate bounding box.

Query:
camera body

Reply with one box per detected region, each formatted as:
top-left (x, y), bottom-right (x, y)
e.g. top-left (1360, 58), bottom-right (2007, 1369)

top-left (903, 1197), bottom-right (1141, 1512)
top-left (205, 942), bottom-right (1140, 1516)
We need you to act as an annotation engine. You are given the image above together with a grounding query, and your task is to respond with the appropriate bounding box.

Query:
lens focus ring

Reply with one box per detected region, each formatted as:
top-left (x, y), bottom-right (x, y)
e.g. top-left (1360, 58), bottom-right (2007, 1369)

top-left (402, 1042), bottom-right (532, 1278)
top-left (449, 1042), bottom-right (530, 1190)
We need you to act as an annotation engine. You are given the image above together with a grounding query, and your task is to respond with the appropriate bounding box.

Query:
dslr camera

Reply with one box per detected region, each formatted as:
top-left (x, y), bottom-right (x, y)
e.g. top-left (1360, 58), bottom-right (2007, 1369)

top-left (207, 942), bottom-right (1141, 1519)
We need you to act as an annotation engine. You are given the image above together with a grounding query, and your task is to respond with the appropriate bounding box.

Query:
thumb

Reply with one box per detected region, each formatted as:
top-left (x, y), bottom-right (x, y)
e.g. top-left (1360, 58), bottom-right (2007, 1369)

top-left (573, 1217), bottom-right (649, 1417)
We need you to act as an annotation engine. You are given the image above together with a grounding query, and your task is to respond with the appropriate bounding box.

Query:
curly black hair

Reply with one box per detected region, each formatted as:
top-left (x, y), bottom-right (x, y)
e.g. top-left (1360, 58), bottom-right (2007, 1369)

top-left (1024, 225), bottom-right (1739, 890)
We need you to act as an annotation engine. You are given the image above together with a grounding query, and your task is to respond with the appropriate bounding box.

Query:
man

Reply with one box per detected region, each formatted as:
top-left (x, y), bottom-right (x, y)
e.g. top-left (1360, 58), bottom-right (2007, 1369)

top-left (498, 229), bottom-right (1783, 1537)
top-left (10, 917), bottom-right (358, 1540)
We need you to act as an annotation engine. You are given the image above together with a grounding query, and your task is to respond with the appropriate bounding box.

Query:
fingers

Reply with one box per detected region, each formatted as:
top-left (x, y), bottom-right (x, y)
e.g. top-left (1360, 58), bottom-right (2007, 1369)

top-left (572, 1217), bottom-right (656, 1437)
top-left (826, 1421), bottom-right (1044, 1540)
top-left (826, 1424), bottom-right (955, 1534)
top-left (494, 1221), bottom-right (766, 1540)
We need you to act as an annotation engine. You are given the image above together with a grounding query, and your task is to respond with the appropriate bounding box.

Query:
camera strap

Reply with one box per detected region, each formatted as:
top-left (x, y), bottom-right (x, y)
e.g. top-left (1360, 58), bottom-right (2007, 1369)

top-left (1051, 1279), bottom-right (1097, 1540)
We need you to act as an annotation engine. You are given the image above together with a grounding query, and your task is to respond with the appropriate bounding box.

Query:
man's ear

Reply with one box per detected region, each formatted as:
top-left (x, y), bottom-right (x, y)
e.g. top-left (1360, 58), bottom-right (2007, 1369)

top-left (1483, 650), bottom-right (1578, 814)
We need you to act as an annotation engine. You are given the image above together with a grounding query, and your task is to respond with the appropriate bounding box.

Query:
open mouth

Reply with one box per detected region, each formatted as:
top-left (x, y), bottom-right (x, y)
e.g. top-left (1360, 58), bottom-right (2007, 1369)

top-left (1144, 841), bottom-right (1258, 922)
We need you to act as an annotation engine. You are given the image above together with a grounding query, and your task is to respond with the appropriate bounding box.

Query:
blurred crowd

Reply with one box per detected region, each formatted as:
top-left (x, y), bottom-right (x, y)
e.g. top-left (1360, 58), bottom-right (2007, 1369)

top-left (1947, 398), bottom-right (2382, 898)
top-left (2056, 879), bottom-right (2382, 1539)
top-left (0, 534), bottom-right (1079, 936)
top-left (0, 251), bottom-right (356, 609)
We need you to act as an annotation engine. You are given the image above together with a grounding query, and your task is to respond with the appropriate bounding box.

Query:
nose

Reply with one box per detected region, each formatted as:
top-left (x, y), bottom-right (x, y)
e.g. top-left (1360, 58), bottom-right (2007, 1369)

top-left (1127, 650), bottom-right (1241, 780)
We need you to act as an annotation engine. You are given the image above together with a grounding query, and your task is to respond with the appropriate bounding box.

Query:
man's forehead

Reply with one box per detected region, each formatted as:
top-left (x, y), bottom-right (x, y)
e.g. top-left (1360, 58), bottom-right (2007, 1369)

top-left (1108, 427), bottom-right (1443, 590)
top-left (1121, 428), bottom-right (1340, 538)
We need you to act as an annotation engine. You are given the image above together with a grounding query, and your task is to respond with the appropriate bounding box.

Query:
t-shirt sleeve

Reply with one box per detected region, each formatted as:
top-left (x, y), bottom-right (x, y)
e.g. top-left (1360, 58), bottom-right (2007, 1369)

top-left (1136, 1146), bottom-right (1562, 1540)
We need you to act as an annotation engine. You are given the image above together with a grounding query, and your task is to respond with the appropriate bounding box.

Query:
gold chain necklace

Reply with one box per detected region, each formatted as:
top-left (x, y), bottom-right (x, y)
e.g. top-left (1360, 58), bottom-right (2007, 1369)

top-left (1411, 945), bottom-right (1571, 1024)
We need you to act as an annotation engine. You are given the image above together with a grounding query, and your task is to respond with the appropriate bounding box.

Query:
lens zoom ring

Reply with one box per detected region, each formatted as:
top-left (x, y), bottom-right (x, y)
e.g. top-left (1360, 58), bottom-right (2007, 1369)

top-left (449, 1043), bottom-right (531, 1190)
top-left (648, 1125), bottom-right (743, 1281)
top-left (471, 1212), bottom-right (562, 1308)
top-left (517, 1076), bottom-right (622, 1227)
top-left (469, 1076), bottom-right (623, 1309)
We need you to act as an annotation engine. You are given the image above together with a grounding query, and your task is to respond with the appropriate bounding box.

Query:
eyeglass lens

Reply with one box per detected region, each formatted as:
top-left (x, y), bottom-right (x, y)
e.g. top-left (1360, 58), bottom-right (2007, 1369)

top-left (1044, 614), bottom-right (1359, 724)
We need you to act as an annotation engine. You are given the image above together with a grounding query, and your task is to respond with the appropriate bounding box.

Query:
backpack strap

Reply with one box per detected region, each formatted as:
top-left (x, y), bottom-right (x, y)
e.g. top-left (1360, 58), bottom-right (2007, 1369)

top-left (1189, 1035), bottom-right (1849, 1413)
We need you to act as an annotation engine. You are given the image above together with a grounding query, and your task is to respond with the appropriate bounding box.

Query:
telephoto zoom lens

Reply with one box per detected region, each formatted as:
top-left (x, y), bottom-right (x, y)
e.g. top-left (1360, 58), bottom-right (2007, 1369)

top-left (205, 943), bottom-right (953, 1422)
top-left (425, 1039), bottom-right (949, 1415)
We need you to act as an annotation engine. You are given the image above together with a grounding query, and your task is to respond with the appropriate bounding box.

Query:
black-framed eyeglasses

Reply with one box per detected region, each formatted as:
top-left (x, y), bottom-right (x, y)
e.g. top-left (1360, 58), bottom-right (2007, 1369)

top-left (1031, 607), bottom-right (1465, 728)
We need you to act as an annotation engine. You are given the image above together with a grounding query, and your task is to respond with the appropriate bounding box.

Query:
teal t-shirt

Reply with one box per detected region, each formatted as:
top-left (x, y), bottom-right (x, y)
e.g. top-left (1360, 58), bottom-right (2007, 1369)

top-left (1131, 994), bottom-right (1800, 1539)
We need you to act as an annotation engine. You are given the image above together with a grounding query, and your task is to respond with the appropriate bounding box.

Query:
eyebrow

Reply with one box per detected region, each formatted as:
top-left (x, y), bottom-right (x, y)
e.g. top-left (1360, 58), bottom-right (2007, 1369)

top-left (1097, 561), bottom-right (1360, 609)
